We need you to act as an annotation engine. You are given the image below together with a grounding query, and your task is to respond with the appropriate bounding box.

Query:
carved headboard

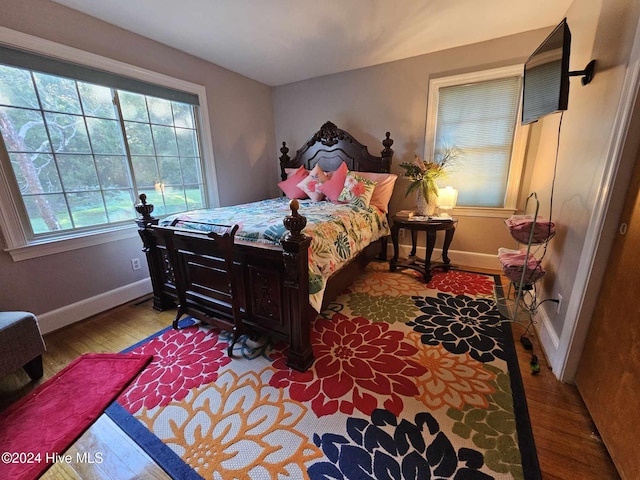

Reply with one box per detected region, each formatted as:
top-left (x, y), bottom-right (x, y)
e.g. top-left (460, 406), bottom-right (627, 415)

top-left (279, 121), bottom-right (394, 180)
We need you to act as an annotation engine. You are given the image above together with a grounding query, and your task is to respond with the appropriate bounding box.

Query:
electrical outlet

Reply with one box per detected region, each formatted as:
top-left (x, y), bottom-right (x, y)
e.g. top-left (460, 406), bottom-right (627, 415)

top-left (131, 258), bottom-right (141, 271)
top-left (399, 229), bottom-right (405, 238)
top-left (556, 294), bottom-right (563, 313)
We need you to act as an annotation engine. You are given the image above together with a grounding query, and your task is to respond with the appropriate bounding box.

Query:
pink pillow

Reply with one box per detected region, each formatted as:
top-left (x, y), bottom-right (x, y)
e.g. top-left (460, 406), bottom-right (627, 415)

top-left (317, 162), bottom-right (348, 202)
top-left (278, 165), bottom-right (308, 199)
top-left (356, 172), bottom-right (398, 213)
top-left (285, 167), bottom-right (308, 178)
top-left (296, 164), bottom-right (328, 201)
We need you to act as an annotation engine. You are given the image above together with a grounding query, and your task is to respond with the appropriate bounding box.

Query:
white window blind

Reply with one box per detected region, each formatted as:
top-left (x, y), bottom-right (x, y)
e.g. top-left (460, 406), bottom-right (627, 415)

top-left (435, 76), bottom-right (521, 208)
top-left (425, 65), bottom-right (528, 213)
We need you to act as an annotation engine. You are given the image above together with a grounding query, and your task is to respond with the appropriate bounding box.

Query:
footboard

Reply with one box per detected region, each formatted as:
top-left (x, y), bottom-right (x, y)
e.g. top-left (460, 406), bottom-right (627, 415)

top-left (134, 121), bottom-right (394, 372)
top-left (137, 198), bottom-right (314, 371)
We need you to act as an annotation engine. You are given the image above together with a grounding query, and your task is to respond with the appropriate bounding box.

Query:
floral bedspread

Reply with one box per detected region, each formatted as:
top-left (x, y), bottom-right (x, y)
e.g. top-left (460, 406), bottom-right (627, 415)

top-left (161, 197), bottom-right (390, 311)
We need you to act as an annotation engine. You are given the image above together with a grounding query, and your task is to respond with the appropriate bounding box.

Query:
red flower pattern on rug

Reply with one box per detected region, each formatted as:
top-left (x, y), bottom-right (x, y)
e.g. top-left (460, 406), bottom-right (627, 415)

top-left (118, 327), bottom-right (230, 414)
top-left (269, 313), bottom-right (427, 418)
top-left (428, 270), bottom-right (495, 296)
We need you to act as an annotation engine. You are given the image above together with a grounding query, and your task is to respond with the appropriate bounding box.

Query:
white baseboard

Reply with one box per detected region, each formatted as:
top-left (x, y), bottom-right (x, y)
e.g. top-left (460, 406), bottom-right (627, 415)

top-left (36, 247), bottom-right (499, 335)
top-left (447, 249), bottom-right (501, 271)
top-left (387, 244), bottom-right (500, 271)
top-left (38, 278), bottom-right (153, 335)
top-left (531, 304), bottom-right (561, 378)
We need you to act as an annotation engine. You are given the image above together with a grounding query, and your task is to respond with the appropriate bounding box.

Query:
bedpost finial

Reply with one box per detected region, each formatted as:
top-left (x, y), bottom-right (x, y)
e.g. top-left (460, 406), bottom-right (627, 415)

top-left (135, 193), bottom-right (156, 225)
top-left (382, 132), bottom-right (394, 157)
top-left (290, 199), bottom-right (299, 215)
top-left (279, 141), bottom-right (290, 166)
top-left (283, 199), bottom-right (307, 241)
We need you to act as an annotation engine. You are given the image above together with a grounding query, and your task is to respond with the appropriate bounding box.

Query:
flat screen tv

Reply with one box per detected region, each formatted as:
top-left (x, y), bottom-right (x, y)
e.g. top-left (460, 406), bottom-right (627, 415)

top-left (522, 19), bottom-right (571, 125)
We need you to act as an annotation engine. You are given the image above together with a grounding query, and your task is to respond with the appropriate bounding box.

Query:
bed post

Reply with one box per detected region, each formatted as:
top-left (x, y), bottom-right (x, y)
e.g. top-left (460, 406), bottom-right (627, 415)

top-left (377, 132), bottom-right (395, 260)
top-left (135, 194), bottom-right (174, 311)
top-left (279, 141), bottom-right (290, 181)
top-left (381, 131), bottom-right (394, 172)
top-left (281, 199), bottom-right (314, 371)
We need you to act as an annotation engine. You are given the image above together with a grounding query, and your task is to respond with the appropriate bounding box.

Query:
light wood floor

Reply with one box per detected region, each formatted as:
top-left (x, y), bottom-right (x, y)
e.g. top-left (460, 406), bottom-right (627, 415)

top-left (0, 275), bottom-right (621, 480)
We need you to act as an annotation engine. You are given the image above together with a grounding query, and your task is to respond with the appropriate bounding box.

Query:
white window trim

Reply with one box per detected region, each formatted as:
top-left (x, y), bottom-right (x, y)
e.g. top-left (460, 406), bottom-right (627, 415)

top-left (0, 27), bottom-right (219, 261)
top-left (424, 65), bottom-right (529, 218)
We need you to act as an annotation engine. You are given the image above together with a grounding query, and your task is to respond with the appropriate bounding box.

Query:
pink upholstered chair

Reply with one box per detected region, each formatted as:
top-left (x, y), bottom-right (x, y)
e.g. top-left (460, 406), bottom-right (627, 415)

top-left (0, 311), bottom-right (46, 381)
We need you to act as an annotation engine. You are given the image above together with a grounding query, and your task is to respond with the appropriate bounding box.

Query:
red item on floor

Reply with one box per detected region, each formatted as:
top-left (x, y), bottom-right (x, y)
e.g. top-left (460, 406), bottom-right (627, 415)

top-left (0, 353), bottom-right (152, 480)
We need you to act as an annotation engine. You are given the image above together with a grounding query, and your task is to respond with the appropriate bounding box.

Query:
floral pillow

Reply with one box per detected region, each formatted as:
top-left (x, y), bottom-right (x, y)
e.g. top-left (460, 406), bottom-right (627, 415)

top-left (355, 172), bottom-right (398, 213)
top-left (296, 164), bottom-right (328, 201)
top-left (337, 171), bottom-right (377, 208)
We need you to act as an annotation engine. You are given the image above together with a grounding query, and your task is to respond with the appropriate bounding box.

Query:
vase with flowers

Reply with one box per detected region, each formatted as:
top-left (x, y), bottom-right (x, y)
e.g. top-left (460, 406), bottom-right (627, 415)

top-left (399, 147), bottom-right (459, 216)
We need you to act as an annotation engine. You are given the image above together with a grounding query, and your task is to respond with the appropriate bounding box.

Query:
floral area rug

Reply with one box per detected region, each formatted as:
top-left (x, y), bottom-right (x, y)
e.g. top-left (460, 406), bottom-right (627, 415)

top-left (107, 261), bottom-right (540, 480)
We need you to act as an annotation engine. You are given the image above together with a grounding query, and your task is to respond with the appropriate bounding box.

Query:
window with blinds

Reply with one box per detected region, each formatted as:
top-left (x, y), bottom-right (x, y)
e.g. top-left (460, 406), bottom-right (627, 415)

top-left (425, 65), bottom-right (528, 211)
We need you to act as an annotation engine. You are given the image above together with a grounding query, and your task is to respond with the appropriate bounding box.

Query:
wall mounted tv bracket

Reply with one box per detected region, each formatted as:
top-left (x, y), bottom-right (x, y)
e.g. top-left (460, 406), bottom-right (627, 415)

top-left (568, 59), bottom-right (596, 86)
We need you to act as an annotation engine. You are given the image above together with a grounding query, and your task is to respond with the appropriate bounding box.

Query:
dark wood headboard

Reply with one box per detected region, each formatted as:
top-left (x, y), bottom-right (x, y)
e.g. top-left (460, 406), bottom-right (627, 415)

top-left (279, 121), bottom-right (394, 180)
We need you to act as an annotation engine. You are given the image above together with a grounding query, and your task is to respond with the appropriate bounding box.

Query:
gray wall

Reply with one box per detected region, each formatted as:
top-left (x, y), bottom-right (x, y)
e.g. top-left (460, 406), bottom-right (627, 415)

top-left (272, 29), bottom-right (551, 257)
top-left (525, 0), bottom-right (640, 379)
top-left (0, 0), bottom-right (276, 325)
top-left (271, 0), bottom-right (640, 379)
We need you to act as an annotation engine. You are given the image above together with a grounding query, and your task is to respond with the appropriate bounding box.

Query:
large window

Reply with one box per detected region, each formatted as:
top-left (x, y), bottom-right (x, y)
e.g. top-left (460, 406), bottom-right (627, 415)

top-left (0, 33), bottom-right (216, 260)
top-left (0, 66), bottom-right (205, 235)
top-left (425, 66), bottom-right (528, 212)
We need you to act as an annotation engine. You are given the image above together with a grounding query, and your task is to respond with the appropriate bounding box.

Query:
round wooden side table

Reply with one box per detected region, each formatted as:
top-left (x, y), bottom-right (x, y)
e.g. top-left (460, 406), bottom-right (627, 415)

top-left (389, 215), bottom-right (458, 282)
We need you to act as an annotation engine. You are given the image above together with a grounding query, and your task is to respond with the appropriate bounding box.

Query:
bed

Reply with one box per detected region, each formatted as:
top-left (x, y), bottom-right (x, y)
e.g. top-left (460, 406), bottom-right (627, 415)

top-left (135, 121), bottom-right (395, 371)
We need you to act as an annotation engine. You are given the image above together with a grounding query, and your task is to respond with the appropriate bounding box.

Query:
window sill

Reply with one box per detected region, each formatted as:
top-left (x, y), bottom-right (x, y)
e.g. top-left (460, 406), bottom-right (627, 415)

top-left (448, 206), bottom-right (518, 218)
top-left (5, 225), bottom-right (140, 262)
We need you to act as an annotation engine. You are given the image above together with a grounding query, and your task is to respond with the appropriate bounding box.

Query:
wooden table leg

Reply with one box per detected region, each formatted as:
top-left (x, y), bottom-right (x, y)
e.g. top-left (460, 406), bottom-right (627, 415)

top-left (410, 229), bottom-right (418, 256)
top-left (424, 229), bottom-right (436, 281)
top-left (390, 223), bottom-right (400, 271)
top-left (442, 225), bottom-right (456, 265)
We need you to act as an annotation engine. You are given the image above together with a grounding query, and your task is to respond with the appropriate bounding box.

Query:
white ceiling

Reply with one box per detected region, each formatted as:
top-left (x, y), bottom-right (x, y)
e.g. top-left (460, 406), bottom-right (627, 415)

top-left (51, 0), bottom-right (572, 86)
